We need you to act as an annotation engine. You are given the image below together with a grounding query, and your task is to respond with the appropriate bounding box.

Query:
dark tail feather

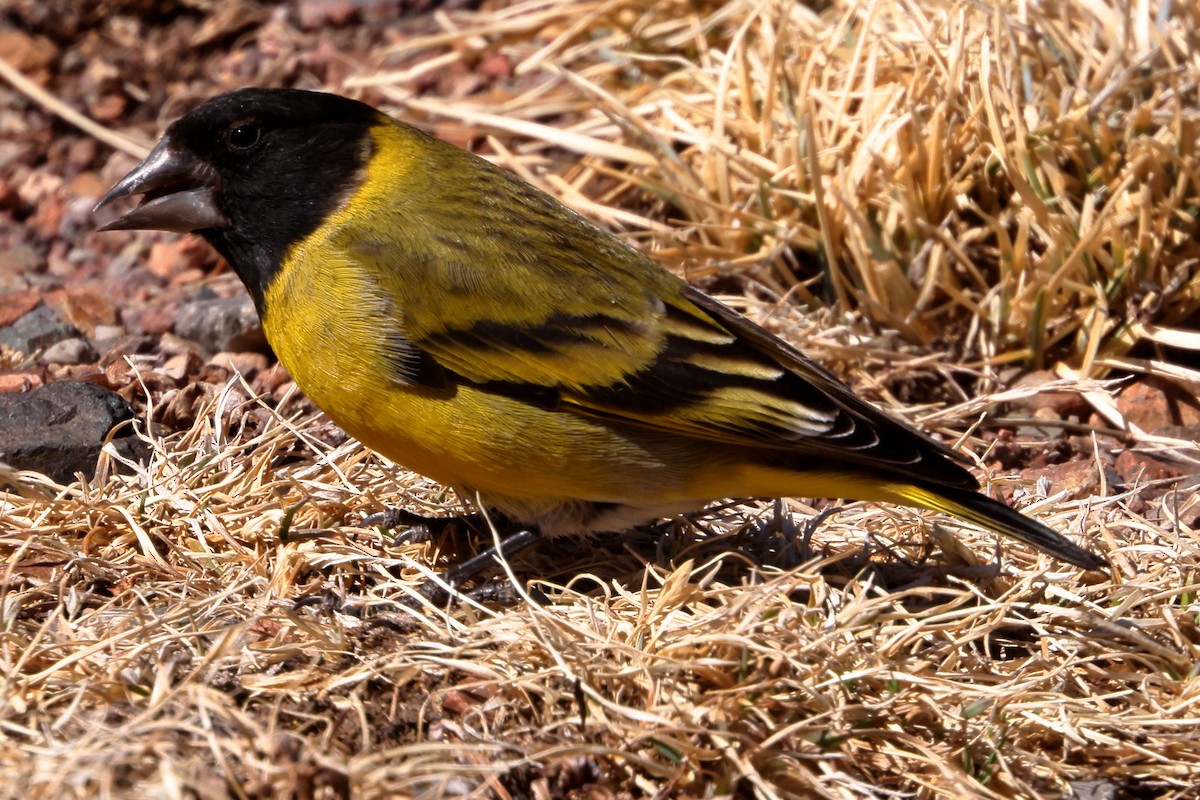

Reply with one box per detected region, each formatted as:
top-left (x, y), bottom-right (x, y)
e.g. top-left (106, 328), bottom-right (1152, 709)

top-left (897, 483), bottom-right (1107, 571)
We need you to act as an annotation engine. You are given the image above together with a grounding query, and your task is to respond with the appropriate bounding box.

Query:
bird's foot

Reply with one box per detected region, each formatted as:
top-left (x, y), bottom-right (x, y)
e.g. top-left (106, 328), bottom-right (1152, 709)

top-left (360, 507), bottom-right (502, 545)
top-left (414, 527), bottom-right (544, 606)
top-left (361, 508), bottom-right (542, 605)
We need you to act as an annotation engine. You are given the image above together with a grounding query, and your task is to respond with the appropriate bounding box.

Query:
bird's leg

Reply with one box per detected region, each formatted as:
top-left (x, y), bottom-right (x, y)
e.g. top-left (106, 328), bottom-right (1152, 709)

top-left (362, 507), bottom-right (542, 604)
top-left (360, 506), bottom-right (495, 544)
top-left (419, 527), bottom-right (544, 605)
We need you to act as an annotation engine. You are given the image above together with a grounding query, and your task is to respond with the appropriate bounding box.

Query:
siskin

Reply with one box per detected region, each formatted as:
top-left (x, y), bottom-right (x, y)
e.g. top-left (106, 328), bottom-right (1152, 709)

top-left (95, 88), bottom-right (1105, 573)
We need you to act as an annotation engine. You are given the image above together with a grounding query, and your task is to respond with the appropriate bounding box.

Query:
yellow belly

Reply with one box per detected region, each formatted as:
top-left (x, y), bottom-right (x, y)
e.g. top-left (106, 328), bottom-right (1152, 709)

top-left (257, 221), bottom-right (905, 533)
top-left (259, 239), bottom-right (690, 511)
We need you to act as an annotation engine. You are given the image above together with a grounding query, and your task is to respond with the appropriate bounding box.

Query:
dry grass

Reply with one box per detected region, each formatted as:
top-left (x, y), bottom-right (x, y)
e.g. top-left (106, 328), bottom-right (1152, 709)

top-left (4, 0), bottom-right (1200, 798)
top-left (6, 368), bottom-right (1199, 800)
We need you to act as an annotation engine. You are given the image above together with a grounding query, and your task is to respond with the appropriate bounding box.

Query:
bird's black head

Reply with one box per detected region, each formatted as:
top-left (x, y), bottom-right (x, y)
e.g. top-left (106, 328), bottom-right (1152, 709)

top-left (96, 88), bottom-right (383, 309)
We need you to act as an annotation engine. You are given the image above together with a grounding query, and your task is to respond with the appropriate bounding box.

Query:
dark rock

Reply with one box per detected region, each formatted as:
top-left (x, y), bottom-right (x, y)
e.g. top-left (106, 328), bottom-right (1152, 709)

top-left (0, 304), bottom-right (81, 355)
top-left (0, 381), bottom-right (144, 484)
top-left (174, 295), bottom-right (267, 356)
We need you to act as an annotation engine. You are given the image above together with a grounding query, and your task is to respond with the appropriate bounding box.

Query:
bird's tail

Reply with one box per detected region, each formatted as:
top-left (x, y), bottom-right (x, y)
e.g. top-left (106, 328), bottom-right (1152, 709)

top-left (892, 483), bottom-right (1106, 571)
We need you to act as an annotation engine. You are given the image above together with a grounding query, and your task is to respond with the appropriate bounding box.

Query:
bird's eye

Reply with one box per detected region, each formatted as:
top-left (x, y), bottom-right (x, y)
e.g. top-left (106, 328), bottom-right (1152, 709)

top-left (226, 122), bottom-right (262, 152)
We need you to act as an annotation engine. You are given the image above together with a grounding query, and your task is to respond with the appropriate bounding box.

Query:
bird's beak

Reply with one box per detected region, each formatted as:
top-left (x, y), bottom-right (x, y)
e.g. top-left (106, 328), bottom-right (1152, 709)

top-left (94, 137), bottom-right (228, 233)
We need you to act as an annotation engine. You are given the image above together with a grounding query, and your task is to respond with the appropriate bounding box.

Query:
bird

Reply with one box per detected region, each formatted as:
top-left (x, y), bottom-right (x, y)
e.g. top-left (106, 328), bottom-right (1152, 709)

top-left (94, 87), bottom-right (1105, 580)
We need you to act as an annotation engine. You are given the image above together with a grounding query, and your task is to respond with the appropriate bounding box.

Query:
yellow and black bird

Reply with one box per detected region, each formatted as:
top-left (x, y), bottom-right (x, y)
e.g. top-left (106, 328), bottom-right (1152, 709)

top-left (96, 88), bottom-right (1104, 575)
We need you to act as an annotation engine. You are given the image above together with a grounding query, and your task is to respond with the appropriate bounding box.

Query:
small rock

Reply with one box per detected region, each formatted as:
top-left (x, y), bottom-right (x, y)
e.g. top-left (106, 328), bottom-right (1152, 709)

top-left (90, 324), bottom-right (126, 353)
top-left (27, 195), bottom-right (67, 241)
top-left (159, 382), bottom-right (216, 431)
top-left (0, 271), bottom-right (30, 294)
top-left (1116, 379), bottom-right (1200, 434)
top-left (175, 295), bottom-right (267, 355)
top-left (253, 362), bottom-right (293, 396)
top-left (65, 139), bottom-right (99, 175)
top-left (1018, 459), bottom-right (1098, 498)
top-left (208, 351), bottom-right (269, 380)
top-left (103, 359), bottom-right (136, 394)
top-left (1007, 370), bottom-right (1090, 419)
top-left (0, 381), bottom-right (142, 484)
top-left (162, 351), bottom-right (203, 382)
top-left (45, 241), bottom-right (77, 277)
top-left (170, 268), bottom-right (208, 287)
top-left (87, 94), bottom-right (127, 124)
top-left (132, 303), bottom-right (179, 337)
top-left (40, 337), bottom-right (98, 366)
top-left (0, 30), bottom-right (58, 73)
top-left (49, 365), bottom-right (104, 385)
top-left (17, 170), bottom-right (64, 209)
top-left (147, 240), bottom-right (192, 280)
top-left (0, 369), bottom-right (45, 393)
top-left (56, 195), bottom-right (106, 240)
top-left (66, 171), bottom-right (106, 200)
top-left (0, 292), bottom-right (42, 328)
top-left (1116, 381), bottom-right (1168, 432)
top-left (98, 334), bottom-right (158, 366)
top-left (0, 244), bottom-right (46, 290)
top-left (1113, 449), bottom-right (1192, 485)
top-left (49, 284), bottom-right (119, 336)
top-left (1066, 778), bottom-right (1118, 800)
top-left (0, 305), bottom-right (81, 356)
top-left (159, 332), bottom-right (203, 359)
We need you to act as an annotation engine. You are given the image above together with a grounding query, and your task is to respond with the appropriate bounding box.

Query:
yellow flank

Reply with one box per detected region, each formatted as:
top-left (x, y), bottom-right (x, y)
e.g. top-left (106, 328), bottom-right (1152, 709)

top-left (258, 124), bottom-right (679, 523)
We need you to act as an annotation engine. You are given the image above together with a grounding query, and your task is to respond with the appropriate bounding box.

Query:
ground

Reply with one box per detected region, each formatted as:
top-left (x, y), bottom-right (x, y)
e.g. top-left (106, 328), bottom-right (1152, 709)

top-left (1, 1), bottom-right (1199, 798)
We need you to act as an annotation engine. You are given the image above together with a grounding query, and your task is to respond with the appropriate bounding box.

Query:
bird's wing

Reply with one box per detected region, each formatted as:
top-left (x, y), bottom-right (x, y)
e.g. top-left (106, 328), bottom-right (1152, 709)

top-left (346, 172), bottom-right (974, 487)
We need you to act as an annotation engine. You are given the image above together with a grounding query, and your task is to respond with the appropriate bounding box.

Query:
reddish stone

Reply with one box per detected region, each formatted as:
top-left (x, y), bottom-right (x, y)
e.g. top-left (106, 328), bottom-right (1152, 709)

top-left (27, 196), bottom-right (66, 240)
top-left (1018, 459), bottom-right (1098, 498)
top-left (209, 351), bottom-right (269, 380)
top-left (441, 690), bottom-right (476, 716)
top-left (253, 362), bottom-right (292, 396)
top-left (1114, 449), bottom-right (1192, 485)
top-left (135, 304), bottom-right (178, 336)
top-left (162, 352), bottom-right (202, 382)
top-left (52, 365), bottom-right (105, 384)
top-left (66, 171), bottom-right (106, 201)
top-left (1117, 379), bottom-right (1200, 434)
top-left (0, 369), bottom-right (45, 393)
top-left (160, 382), bottom-right (217, 430)
top-left (169, 268), bottom-right (207, 287)
top-left (479, 53), bottom-right (512, 81)
top-left (1007, 369), bottom-right (1090, 419)
top-left (0, 292), bottom-right (41, 328)
top-left (88, 94), bottom-right (127, 124)
top-left (147, 241), bottom-right (191, 279)
top-left (103, 359), bottom-right (136, 390)
top-left (49, 285), bottom-right (118, 336)
top-left (0, 30), bottom-right (58, 73)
